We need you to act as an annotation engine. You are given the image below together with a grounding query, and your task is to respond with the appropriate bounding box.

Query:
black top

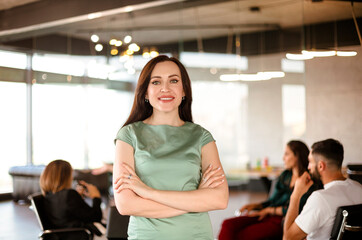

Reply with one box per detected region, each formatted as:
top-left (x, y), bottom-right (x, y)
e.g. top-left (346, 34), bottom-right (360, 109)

top-left (261, 170), bottom-right (322, 216)
top-left (44, 189), bottom-right (102, 229)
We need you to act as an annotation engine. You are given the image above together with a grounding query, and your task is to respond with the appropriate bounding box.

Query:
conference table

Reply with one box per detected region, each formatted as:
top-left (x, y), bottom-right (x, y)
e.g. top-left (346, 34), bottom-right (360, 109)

top-left (227, 167), bottom-right (284, 193)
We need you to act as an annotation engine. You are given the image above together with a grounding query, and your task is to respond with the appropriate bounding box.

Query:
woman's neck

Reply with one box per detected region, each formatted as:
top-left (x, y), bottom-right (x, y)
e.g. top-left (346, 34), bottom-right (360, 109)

top-left (292, 167), bottom-right (300, 177)
top-left (144, 113), bottom-right (184, 126)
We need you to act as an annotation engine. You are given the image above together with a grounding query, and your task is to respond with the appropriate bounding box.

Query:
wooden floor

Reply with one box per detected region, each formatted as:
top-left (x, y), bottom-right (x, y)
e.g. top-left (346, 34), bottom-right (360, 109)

top-left (0, 190), bottom-right (268, 240)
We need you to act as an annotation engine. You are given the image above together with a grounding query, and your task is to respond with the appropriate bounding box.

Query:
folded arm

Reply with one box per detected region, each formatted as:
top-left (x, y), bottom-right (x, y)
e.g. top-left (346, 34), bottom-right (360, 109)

top-left (115, 141), bottom-right (229, 213)
top-left (113, 140), bottom-right (187, 218)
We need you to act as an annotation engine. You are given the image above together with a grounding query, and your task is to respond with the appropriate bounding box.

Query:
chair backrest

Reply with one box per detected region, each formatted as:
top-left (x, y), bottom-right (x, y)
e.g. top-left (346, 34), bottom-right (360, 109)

top-left (330, 203), bottom-right (362, 240)
top-left (347, 164), bottom-right (362, 184)
top-left (29, 193), bottom-right (53, 231)
top-left (106, 206), bottom-right (129, 239)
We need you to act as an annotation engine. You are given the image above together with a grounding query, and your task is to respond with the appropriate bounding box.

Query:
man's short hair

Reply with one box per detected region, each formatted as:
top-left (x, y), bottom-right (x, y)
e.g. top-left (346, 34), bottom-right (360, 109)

top-left (311, 138), bottom-right (344, 169)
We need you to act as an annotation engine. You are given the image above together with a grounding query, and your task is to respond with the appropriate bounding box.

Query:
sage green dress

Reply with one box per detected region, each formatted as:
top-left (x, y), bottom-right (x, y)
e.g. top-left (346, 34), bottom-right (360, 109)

top-left (115, 121), bottom-right (215, 240)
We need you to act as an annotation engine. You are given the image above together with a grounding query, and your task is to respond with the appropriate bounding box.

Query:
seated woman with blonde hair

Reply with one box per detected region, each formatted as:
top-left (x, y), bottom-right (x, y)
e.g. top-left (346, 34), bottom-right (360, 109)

top-left (40, 159), bottom-right (103, 239)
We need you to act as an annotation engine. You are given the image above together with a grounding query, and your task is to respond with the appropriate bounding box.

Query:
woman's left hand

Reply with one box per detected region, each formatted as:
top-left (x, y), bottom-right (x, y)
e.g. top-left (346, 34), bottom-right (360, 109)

top-left (248, 207), bottom-right (273, 220)
top-left (113, 163), bottom-right (153, 199)
top-left (198, 164), bottom-right (225, 189)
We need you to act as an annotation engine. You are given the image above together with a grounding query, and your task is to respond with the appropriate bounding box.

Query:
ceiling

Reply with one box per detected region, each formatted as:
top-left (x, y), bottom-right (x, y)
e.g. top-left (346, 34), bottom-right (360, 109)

top-left (0, 0), bottom-right (361, 52)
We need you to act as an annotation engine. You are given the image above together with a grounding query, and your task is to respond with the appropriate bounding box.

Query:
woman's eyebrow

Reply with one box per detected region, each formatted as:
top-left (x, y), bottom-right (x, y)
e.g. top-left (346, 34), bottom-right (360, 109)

top-left (150, 74), bottom-right (180, 79)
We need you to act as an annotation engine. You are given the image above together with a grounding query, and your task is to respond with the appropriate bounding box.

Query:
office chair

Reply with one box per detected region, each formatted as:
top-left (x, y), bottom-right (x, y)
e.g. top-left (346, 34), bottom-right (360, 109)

top-left (347, 164), bottom-right (362, 185)
top-left (106, 206), bottom-right (129, 240)
top-left (29, 193), bottom-right (93, 240)
top-left (330, 203), bottom-right (362, 240)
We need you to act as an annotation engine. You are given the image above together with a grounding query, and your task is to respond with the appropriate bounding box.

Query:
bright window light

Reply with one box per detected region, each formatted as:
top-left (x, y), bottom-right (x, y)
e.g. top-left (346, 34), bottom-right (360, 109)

top-left (282, 84), bottom-right (306, 137)
top-left (87, 60), bottom-right (116, 79)
top-left (32, 54), bottom-right (85, 76)
top-left (180, 52), bottom-right (248, 70)
top-left (0, 50), bottom-right (27, 69)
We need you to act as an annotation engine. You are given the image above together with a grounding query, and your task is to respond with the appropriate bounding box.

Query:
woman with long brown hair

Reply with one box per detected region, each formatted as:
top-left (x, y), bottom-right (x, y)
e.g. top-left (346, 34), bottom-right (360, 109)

top-left (113, 55), bottom-right (229, 239)
top-left (218, 140), bottom-right (321, 240)
top-left (40, 159), bottom-right (102, 238)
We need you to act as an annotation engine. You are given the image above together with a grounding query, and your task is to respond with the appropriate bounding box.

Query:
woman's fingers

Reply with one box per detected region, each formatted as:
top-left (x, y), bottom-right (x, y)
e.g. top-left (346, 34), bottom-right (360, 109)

top-left (202, 166), bottom-right (222, 182)
top-left (201, 173), bottom-right (225, 189)
top-left (209, 179), bottom-right (225, 188)
top-left (202, 164), bottom-right (213, 179)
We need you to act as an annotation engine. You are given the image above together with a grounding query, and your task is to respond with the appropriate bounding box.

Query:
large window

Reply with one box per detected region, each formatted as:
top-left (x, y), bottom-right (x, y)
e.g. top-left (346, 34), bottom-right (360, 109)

top-left (32, 84), bottom-right (133, 169)
top-left (0, 47), bottom-right (307, 192)
top-left (0, 82), bottom-right (27, 193)
top-left (192, 82), bottom-right (248, 173)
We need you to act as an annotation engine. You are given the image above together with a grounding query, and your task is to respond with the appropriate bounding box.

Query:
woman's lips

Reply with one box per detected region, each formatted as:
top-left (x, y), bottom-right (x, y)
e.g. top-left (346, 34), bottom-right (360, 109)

top-left (158, 96), bottom-right (175, 102)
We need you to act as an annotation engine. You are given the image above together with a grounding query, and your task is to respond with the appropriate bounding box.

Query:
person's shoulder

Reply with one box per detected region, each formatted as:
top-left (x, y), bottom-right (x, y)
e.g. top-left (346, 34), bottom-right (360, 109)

top-left (187, 122), bottom-right (210, 133)
top-left (122, 121), bottom-right (142, 130)
top-left (308, 186), bottom-right (334, 205)
top-left (117, 121), bottom-right (142, 135)
top-left (281, 169), bottom-right (292, 175)
top-left (48, 189), bottom-right (80, 200)
top-left (346, 178), bottom-right (362, 189)
top-left (278, 169), bottom-right (292, 179)
top-left (63, 188), bottom-right (79, 197)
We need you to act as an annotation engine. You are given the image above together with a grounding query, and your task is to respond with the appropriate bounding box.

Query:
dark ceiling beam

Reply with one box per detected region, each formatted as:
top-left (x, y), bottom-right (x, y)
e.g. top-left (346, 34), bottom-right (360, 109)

top-left (3, 17), bottom-right (360, 57)
top-left (0, 0), bottom-right (188, 42)
top-left (0, 0), bottom-right (230, 31)
top-left (0, 0), bottom-right (157, 30)
top-left (0, 0), bottom-right (233, 42)
top-left (76, 23), bottom-right (281, 34)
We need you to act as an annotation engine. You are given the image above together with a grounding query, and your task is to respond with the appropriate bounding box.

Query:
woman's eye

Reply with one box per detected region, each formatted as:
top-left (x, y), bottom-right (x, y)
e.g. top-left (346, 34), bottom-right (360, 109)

top-left (170, 79), bottom-right (179, 83)
top-left (151, 81), bottom-right (160, 85)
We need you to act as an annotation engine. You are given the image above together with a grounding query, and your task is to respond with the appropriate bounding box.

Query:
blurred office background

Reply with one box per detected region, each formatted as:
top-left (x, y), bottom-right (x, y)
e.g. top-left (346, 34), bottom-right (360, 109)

top-left (0, 0), bottom-right (361, 194)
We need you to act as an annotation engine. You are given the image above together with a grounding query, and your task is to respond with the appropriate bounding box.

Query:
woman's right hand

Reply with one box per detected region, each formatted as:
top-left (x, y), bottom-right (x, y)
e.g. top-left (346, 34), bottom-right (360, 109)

top-left (198, 165), bottom-right (225, 189)
top-left (239, 203), bottom-right (261, 214)
top-left (80, 180), bottom-right (101, 199)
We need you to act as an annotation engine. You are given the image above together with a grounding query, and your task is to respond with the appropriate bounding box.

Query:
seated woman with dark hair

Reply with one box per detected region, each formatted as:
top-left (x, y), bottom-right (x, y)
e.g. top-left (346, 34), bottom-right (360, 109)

top-left (218, 140), bottom-right (322, 240)
top-left (40, 159), bottom-right (103, 238)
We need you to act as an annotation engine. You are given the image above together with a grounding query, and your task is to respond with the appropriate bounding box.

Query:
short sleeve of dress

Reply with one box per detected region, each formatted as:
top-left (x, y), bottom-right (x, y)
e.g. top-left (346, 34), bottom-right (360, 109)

top-left (114, 125), bottom-right (134, 148)
top-left (201, 127), bottom-right (215, 147)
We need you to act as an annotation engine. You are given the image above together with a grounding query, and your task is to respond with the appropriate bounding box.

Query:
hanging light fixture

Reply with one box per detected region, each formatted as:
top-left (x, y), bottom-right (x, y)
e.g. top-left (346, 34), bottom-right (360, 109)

top-left (95, 44), bottom-right (103, 52)
top-left (124, 35), bottom-right (132, 44)
top-left (142, 47), bottom-right (150, 58)
top-left (336, 51), bottom-right (357, 57)
top-left (90, 34), bottom-right (99, 43)
top-left (301, 49), bottom-right (336, 57)
top-left (286, 52), bottom-right (314, 60)
top-left (221, 29), bottom-right (285, 82)
top-left (150, 49), bottom-right (159, 58)
top-left (129, 43), bottom-right (140, 52)
top-left (110, 48), bottom-right (118, 55)
top-left (109, 38), bottom-right (117, 46)
top-left (115, 40), bottom-right (123, 47)
top-left (287, 2), bottom-right (358, 60)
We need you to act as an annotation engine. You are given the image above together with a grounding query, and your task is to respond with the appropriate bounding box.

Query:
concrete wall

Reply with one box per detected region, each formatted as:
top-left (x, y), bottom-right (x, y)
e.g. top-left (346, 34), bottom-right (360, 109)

top-left (305, 46), bottom-right (362, 165)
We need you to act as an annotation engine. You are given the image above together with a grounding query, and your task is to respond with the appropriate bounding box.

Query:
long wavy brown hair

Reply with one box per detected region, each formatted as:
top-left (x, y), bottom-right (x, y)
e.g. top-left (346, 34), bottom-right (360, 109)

top-left (287, 140), bottom-right (310, 176)
top-left (40, 159), bottom-right (73, 194)
top-left (123, 55), bottom-right (193, 127)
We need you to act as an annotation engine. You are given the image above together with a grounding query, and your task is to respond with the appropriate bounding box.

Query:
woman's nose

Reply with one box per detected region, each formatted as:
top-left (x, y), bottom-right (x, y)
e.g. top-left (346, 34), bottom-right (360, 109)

top-left (160, 82), bottom-right (170, 92)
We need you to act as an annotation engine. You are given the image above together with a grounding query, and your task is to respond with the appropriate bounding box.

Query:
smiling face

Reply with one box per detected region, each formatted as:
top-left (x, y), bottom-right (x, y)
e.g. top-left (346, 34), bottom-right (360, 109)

top-left (146, 61), bottom-right (185, 115)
